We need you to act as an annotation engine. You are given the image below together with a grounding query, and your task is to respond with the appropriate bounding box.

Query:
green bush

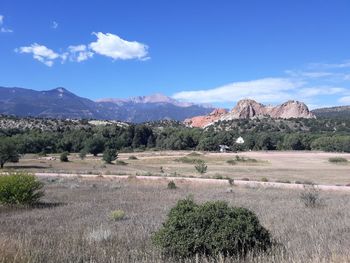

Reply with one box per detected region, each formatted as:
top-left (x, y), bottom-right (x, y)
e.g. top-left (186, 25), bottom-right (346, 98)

top-left (0, 172), bottom-right (44, 205)
top-left (60, 152), bottom-right (69, 162)
top-left (79, 149), bottom-right (87, 160)
top-left (167, 181), bottom-right (177, 189)
top-left (153, 198), bottom-right (272, 258)
top-left (103, 148), bottom-right (118, 164)
top-left (328, 157), bottom-right (348, 163)
top-left (109, 209), bottom-right (125, 221)
top-left (128, 155), bottom-right (138, 160)
top-left (260, 177), bottom-right (269, 182)
top-left (195, 162), bottom-right (207, 174)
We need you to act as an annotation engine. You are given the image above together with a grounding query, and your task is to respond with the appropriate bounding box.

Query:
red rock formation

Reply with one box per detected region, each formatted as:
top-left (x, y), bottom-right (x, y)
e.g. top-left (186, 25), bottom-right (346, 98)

top-left (185, 99), bottom-right (315, 128)
top-left (184, 108), bottom-right (228, 127)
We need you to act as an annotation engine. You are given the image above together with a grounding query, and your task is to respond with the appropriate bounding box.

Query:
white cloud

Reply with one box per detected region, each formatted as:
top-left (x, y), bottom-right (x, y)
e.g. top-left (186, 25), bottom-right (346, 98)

top-left (308, 61), bottom-right (350, 69)
top-left (338, 96), bottom-right (350, 104)
top-left (299, 87), bottom-right (347, 97)
top-left (68, 44), bottom-right (94, 62)
top-left (0, 15), bottom-right (13, 33)
top-left (51, 21), bottom-right (58, 29)
top-left (16, 32), bottom-right (149, 66)
top-left (89, 32), bottom-right (149, 60)
top-left (15, 43), bottom-right (61, 67)
top-left (173, 78), bottom-right (303, 104)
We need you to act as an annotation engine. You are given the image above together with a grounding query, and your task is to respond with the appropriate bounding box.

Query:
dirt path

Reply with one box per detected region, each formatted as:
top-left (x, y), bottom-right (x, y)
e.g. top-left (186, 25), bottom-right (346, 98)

top-left (35, 172), bottom-right (350, 192)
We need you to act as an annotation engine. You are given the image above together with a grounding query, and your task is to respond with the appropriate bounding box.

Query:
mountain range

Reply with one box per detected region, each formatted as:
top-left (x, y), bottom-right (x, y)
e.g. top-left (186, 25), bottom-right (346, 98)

top-left (0, 86), bottom-right (349, 123)
top-left (0, 86), bottom-right (214, 123)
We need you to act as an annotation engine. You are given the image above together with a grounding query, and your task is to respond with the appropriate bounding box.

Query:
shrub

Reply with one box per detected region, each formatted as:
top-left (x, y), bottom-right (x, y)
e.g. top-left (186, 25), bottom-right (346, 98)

top-left (0, 172), bottom-right (44, 205)
top-left (167, 181), bottom-right (177, 189)
top-left (116, 160), bottom-right (127, 166)
top-left (79, 149), bottom-right (87, 160)
top-left (228, 178), bottom-right (235, 186)
top-left (328, 157), bottom-right (348, 163)
top-left (195, 162), bottom-right (207, 174)
top-left (103, 149), bottom-right (118, 164)
top-left (110, 209), bottom-right (125, 221)
top-left (153, 198), bottom-right (272, 258)
top-left (261, 177), bottom-right (269, 182)
top-left (300, 185), bottom-right (322, 208)
top-left (128, 155), bottom-right (138, 160)
top-left (60, 152), bottom-right (69, 162)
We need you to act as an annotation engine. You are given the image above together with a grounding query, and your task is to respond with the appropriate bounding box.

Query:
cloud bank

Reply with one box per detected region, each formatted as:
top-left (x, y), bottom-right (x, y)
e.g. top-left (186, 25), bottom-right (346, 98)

top-left (173, 60), bottom-right (350, 108)
top-left (16, 32), bottom-right (149, 66)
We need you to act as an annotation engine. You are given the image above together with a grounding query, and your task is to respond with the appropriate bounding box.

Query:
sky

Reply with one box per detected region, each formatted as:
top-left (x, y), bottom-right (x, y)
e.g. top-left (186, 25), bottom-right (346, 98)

top-left (1, 0), bottom-right (350, 109)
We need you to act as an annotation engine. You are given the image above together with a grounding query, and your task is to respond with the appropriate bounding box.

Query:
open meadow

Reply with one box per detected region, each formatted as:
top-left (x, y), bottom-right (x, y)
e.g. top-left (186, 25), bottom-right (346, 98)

top-left (0, 176), bottom-right (350, 263)
top-left (5, 151), bottom-right (350, 185)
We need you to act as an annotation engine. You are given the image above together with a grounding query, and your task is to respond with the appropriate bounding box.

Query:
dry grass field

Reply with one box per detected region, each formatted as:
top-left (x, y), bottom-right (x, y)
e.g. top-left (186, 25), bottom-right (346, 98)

top-left (5, 151), bottom-right (350, 185)
top-left (1, 150), bottom-right (350, 262)
top-left (0, 177), bottom-right (350, 263)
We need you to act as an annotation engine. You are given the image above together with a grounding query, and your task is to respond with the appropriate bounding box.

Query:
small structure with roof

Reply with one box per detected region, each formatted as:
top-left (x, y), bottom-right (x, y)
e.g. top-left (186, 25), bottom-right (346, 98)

top-left (219, 145), bottom-right (230, 153)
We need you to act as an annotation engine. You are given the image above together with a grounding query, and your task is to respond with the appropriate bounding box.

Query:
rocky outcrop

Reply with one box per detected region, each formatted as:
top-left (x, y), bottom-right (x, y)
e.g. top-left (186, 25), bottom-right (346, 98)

top-left (221, 99), bottom-right (315, 121)
top-left (184, 108), bottom-right (228, 127)
top-left (185, 99), bottom-right (315, 127)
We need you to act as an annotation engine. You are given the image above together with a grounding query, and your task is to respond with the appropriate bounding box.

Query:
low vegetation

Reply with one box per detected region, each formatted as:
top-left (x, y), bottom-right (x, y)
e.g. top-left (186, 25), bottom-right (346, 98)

top-left (60, 152), bottom-right (69, 162)
top-left (174, 157), bottom-right (203, 164)
top-left (109, 209), bottom-right (125, 221)
top-left (227, 155), bottom-right (259, 165)
top-left (300, 185), bottom-right (322, 208)
top-left (195, 161), bottom-right (207, 174)
top-left (0, 179), bottom-right (349, 262)
top-left (102, 149), bottom-right (118, 164)
top-left (0, 171), bottom-right (44, 205)
top-left (167, 181), bottom-right (177, 189)
top-left (153, 198), bottom-right (272, 259)
top-left (328, 157), bottom-right (348, 163)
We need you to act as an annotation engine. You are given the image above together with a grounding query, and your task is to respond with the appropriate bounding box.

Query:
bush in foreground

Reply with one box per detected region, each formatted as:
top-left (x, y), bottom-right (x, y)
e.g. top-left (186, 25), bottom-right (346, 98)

top-left (0, 172), bottom-right (44, 205)
top-left (153, 198), bottom-right (272, 259)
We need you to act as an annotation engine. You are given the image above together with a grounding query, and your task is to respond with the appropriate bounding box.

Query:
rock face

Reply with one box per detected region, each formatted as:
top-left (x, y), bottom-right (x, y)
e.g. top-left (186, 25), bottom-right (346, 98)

top-left (185, 99), bottom-right (315, 127)
top-left (184, 108), bottom-right (228, 127)
top-left (221, 99), bottom-right (315, 121)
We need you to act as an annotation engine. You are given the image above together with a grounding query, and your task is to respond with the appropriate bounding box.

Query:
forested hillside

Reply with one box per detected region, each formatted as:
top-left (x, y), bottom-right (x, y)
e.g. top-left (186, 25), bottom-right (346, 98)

top-left (1, 115), bottom-right (350, 155)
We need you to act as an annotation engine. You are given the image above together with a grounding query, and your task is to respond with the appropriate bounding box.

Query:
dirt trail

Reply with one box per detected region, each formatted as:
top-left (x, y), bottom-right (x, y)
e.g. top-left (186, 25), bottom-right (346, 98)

top-left (35, 172), bottom-right (350, 192)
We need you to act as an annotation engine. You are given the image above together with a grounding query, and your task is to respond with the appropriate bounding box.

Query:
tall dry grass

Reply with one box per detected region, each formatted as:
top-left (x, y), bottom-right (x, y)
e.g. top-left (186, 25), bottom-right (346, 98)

top-left (0, 176), bottom-right (349, 262)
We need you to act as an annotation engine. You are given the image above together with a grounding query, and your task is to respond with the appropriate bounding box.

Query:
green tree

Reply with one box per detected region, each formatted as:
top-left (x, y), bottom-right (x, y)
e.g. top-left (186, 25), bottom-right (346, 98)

top-left (103, 148), bottom-right (118, 164)
top-left (0, 138), bottom-right (19, 169)
top-left (86, 136), bottom-right (105, 156)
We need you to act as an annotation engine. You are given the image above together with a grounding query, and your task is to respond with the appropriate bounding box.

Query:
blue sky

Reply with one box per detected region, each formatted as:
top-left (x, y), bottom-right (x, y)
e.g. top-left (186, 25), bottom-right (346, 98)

top-left (1, 0), bottom-right (350, 109)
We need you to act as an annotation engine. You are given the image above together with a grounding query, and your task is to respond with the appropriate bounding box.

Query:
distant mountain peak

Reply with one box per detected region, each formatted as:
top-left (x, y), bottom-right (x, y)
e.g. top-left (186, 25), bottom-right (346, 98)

top-left (0, 86), bottom-right (214, 122)
top-left (97, 93), bottom-right (195, 107)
